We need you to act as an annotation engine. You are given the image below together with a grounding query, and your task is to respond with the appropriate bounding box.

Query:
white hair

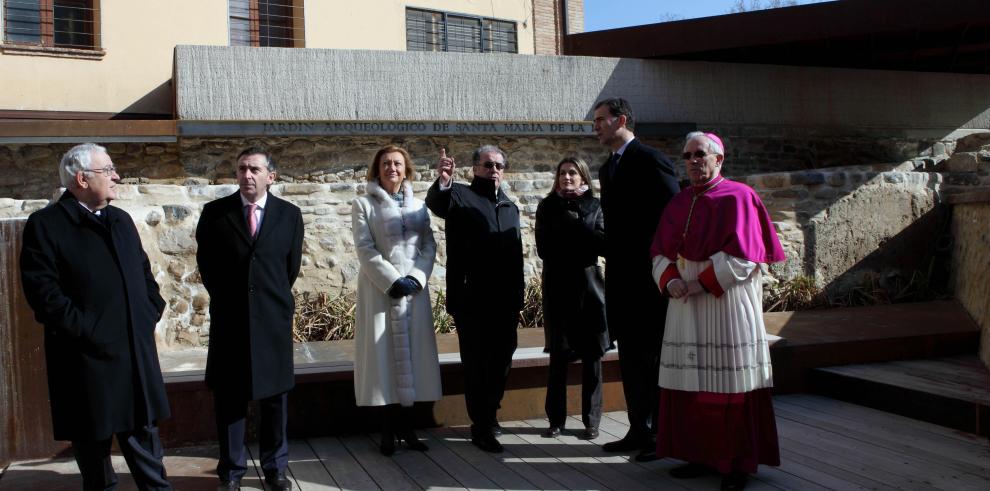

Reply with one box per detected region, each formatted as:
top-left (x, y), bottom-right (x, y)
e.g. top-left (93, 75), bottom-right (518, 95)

top-left (684, 131), bottom-right (724, 156)
top-left (58, 143), bottom-right (107, 188)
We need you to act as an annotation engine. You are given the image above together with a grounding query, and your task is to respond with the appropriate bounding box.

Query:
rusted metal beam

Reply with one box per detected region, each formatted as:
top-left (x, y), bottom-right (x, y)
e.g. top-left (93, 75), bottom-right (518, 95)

top-left (564, 0), bottom-right (990, 74)
top-left (0, 120), bottom-right (176, 138)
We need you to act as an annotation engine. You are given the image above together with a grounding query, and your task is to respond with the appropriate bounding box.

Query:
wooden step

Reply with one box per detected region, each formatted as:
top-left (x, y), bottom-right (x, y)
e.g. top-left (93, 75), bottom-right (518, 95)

top-left (764, 300), bottom-right (980, 393)
top-left (810, 355), bottom-right (990, 437)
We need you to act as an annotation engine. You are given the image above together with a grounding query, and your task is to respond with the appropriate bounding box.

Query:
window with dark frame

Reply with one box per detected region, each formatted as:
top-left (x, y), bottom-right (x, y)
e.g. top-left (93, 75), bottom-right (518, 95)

top-left (406, 7), bottom-right (517, 54)
top-left (3, 0), bottom-right (97, 50)
top-left (229, 0), bottom-right (301, 48)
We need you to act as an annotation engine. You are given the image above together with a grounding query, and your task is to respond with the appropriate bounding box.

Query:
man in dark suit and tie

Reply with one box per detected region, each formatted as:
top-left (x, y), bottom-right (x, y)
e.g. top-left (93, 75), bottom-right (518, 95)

top-left (196, 147), bottom-right (304, 490)
top-left (20, 143), bottom-right (172, 490)
top-left (592, 98), bottom-right (680, 459)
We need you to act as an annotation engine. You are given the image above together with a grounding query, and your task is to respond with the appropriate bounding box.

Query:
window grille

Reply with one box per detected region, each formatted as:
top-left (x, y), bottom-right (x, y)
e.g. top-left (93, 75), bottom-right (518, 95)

top-left (406, 7), bottom-right (517, 54)
top-left (230, 0), bottom-right (303, 48)
top-left (3, 0), bottom-right (97, 50)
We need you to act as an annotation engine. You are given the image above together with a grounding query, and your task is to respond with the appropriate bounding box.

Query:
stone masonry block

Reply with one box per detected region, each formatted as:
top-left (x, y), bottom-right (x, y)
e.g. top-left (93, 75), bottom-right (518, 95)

top-left (814, 188), bottom-right (841, 201)
top-left (281, 183), bottom-right (323, 195)
top-left (771, 189), bottom-right (810, 200)
top-left (163, 205), bottom-right (193, 223)
top-left (946, 152), bottom-right (979, 173)
top-left (790, 171), bottom-right (826, 186)
top-left (759, 173), bottom-right (789, 189)
top-left (825, 172), bottom-right (847, 187)
top-left (882, 172), bottom-right (905, 184)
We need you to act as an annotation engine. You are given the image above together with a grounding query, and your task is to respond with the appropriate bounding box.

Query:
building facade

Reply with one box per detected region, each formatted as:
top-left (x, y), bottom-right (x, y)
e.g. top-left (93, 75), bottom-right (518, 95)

top-left (0, 0), bottom-right (584, 118)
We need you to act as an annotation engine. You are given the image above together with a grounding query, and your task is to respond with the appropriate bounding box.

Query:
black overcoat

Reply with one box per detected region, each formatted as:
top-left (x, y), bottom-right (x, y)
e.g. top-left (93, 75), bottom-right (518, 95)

top-left (535, 191), bottom-right (610, 358)
top-left (20, 192), bottom-right (169, 442)
top-left (598, 139), bottom-right (680, 342)
top-left (425, 177), bottom-right (524, 318)
top-left (195, 192), bottom-right (304, 400)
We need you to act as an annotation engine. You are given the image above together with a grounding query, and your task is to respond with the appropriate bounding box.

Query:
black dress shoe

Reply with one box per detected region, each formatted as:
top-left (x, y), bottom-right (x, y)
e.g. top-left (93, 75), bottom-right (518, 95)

top-left (602, 436), bottom-right (644, 452)
top-left (670, 463), bottom-right (715, 479)
top-left (263, 470), bottom-right (293, 490)
top-left (217, 480), bottom-right (241, 490)
top-left (491, 422), bottom-right (503, 436)
top-left (541, 426), bottom-right (562, 438)
top-left (399, 430), bottom-right (429, 452)
top-left (471, 433), bottom-right (504, 453)
top-left (634, 450), bottom-right (658, 462)
top-left (580, 427), bottom-right (600, 440)
top-left (721, 472), bottom-right (748, 491)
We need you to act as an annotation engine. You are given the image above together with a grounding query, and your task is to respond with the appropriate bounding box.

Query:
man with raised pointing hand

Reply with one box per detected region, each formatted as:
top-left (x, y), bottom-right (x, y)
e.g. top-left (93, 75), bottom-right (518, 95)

top-left (426, 146), bottom-right (524, 453)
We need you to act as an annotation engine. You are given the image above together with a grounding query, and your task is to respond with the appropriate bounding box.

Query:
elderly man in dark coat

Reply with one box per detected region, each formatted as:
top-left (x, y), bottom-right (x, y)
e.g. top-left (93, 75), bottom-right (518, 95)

top-left (593, 98), bottom-right (680, 460)
top-left (20, 143), bottom-right (171, 490)
top-left (426, 145), bottom-right (524, 454)
top-left (196, 147), bottom-right (303, 491)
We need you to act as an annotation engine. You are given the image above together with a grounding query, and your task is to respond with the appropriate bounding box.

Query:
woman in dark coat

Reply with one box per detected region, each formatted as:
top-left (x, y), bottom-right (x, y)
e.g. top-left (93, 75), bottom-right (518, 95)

top-left (535, 156), bottom-right (610, 440)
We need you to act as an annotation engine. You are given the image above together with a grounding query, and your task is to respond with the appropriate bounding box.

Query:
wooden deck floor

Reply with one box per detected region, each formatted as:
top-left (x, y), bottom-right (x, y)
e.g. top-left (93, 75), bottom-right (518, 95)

top-left (3, 395), bottom-right (990, 490)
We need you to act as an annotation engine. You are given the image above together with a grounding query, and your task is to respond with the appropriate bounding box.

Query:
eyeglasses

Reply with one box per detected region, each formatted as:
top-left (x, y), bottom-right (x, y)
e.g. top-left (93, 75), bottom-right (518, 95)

top-left (682, 150), bottom-right (708, 160)
top-left (86, 165), bottom-right (117, 175)
top-left (480, 161), bottom-right (506, 170)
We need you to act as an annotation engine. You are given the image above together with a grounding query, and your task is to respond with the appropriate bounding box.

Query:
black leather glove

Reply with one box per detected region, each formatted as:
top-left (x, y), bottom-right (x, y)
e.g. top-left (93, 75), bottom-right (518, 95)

top-left (388, 276), bottom-right (422, 298)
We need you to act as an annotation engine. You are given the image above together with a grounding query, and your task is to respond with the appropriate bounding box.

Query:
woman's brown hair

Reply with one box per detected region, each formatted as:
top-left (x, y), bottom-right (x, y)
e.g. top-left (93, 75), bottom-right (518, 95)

top-left (366, 145), bottom-right (416, 182)
top-left (550, 156), bottom-right (594, 197)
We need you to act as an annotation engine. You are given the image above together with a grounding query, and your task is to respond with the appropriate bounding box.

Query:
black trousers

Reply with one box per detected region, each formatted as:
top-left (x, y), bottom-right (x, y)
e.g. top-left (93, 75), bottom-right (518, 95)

top-left (545, 352), bottom-right (603, 429)
top-left (72, 425), bottom-right (170, 491)
top-left (213, 391), bottom-right (288, 482)
top-left (605, 273), bottom-right (665, 447)
top-left (616, 334), bottom-right (660, 444)
top-left (381, 404), bottom-right (417, 437)
top-left (454, 312), bottom-right (518, 436)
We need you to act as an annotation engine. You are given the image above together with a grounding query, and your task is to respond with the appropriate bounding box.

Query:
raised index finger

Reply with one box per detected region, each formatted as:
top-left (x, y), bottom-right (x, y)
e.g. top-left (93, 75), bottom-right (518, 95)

top-left (440, 147), bottom-right (447, 160)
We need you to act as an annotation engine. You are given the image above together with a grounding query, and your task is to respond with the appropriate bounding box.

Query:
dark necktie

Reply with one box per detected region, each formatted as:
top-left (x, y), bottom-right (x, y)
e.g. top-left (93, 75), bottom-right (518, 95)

top-left (92, 210), bottom-right (108, 228)
top-left (605, 152), bottom-right (620, 181)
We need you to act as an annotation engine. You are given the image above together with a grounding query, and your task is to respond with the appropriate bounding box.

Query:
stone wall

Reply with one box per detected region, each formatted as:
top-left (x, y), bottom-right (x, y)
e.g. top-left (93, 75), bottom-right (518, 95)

top-left (948, 132), bottom-right (990, 369)
top-left (0, 142), bottom-right (183, 200)
top-left (0, 130), bottom-right (958, 200)
top-left (2, 147), bottom-right (986, 351)
top-left (747, 164), bottom-right (947, 294)
top-left (952, 200), bottom-right (990, 369)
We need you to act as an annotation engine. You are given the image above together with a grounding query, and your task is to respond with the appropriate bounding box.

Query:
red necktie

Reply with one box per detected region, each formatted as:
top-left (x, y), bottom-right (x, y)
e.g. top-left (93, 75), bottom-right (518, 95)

top-left (246, 203), bottom-right (258, 237)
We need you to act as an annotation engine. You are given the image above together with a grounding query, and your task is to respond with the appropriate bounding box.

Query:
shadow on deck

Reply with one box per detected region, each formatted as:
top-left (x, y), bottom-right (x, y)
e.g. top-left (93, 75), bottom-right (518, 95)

top-left (151, 299), bottom-right (980, 448)
top-left (4, 397), bottom-right (990, 490)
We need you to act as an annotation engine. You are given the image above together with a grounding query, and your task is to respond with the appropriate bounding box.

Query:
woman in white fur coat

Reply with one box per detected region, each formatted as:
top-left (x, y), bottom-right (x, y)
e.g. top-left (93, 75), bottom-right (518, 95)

top-left (351, 145), bottom-right (442, 456)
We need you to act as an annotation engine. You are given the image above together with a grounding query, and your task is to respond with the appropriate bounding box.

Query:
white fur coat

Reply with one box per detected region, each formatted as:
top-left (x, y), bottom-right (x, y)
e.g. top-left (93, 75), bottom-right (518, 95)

top-left (351, 180), bottom-right (441, 407)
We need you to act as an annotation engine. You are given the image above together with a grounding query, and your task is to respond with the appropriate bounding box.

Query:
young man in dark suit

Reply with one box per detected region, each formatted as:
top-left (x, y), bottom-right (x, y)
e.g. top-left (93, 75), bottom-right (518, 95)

top-left (593, 98), bottom-right (680, 460)
top-left (196, 147), bottom-right (304, 490)
top-left (20, 143), bottom-right (172, 490)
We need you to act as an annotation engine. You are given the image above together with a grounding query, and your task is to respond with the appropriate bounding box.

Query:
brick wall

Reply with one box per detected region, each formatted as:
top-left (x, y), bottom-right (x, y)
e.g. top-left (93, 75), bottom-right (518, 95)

top-left (532, 0), bottom-right (584, 55)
